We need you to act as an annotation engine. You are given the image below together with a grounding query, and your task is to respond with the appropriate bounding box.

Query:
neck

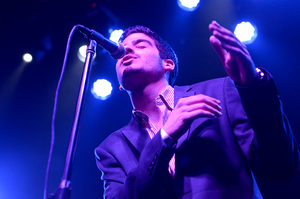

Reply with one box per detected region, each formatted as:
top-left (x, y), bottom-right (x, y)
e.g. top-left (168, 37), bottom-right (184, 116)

top-left (127, 80), bottom-right (169, 123)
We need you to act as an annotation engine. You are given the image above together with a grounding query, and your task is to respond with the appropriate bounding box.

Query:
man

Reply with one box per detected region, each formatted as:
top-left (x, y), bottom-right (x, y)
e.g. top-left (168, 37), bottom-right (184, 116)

top-left (95, 21), bottom-right (299, 198)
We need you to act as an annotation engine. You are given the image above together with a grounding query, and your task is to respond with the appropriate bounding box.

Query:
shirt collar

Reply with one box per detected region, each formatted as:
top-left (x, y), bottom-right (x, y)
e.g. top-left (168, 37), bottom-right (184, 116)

top-left (133, 85), bottom-right (174, 124)
top-left (132, 110), bottom-right (150, 128)
top-left (156, 85), bottom-right (174, 110)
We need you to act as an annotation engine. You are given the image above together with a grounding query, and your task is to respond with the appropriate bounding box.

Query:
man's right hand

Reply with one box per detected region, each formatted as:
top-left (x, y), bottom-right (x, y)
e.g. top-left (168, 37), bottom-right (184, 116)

top-left (163, 94), bottom-right (222, 141)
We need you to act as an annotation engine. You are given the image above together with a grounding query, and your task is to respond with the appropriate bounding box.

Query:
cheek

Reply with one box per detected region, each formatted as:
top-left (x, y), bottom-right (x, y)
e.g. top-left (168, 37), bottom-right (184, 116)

top-left (116, 71), bottom-right (123, 85)
top-left (116, 68), bottom-right (122, 80)
top-left (116, 64), bottom-right (122, 80)
top-left (116, 60), bottom-right (122, 68)
top-left (146, 56), bottom-right (164, 71)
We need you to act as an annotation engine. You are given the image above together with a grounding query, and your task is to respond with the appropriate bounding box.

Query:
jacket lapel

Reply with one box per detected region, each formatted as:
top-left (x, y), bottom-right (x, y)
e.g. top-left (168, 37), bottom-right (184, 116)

top-left (121, 117), bottom-right (151, 154)
top-left (174, 85), bottom-right (195, 146)
top-left (174, 85), bottom-right (195, 106)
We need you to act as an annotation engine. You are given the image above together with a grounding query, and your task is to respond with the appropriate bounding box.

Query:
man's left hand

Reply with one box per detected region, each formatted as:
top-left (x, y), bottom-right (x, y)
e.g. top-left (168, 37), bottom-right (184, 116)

top-left (209, 21), bottom-right (259, 86)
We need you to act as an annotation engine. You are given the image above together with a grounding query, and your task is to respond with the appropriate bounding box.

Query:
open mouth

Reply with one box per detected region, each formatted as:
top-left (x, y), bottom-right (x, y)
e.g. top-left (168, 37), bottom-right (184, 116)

top-left (122, 56), bottom-right (135, 65)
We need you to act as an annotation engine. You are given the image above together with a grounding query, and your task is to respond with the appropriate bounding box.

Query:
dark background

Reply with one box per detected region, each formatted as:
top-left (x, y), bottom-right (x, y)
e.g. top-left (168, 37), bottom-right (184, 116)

top-left (1, 0), bottom-right (300, 198)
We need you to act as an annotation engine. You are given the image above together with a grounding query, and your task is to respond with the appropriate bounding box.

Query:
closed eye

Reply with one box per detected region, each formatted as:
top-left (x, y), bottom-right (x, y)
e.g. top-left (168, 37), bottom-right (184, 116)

top-left (133, 39), bottom-right (153, 49)
top-left (136, 45), bottom-right (146, 49)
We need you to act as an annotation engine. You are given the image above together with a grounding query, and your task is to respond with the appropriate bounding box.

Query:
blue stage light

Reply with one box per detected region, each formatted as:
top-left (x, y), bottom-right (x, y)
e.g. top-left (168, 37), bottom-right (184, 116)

top-left (177, 0), bottom-right (200, 12)
top-left (109, 29), bottom-right (124, 43)
top-left (23, 53), bottom-right (33, 63)
top-left (91, 79), bottom-right (113, 100)
top-left (77, 45), bottom-right (96, 62)
top-left (234, 22), bottom-right (257, 44)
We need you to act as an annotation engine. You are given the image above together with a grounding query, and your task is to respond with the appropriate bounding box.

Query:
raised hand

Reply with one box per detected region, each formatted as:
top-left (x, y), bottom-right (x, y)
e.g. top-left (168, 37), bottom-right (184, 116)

top-left (163, 94), bottom-right (222, 141)
top-left (209, 21), bottom-right (259, 86)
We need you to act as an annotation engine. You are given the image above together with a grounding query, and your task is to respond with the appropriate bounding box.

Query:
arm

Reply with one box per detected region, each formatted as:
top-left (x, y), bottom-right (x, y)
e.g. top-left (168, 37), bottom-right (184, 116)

top-left (236, 71), bottom-right (299, 181)
top-left (209, 20), bottom-right (299, 181)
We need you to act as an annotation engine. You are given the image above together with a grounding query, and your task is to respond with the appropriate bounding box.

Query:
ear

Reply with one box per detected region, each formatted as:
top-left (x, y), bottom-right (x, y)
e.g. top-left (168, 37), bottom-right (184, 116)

top-left (119, 85), bottom-right (125, 91)
top-left (163, 59), bottom-right (175, 72)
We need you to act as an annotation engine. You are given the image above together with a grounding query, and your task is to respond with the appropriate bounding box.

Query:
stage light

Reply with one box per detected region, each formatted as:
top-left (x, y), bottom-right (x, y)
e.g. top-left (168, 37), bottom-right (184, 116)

top-left (91, 79), bottom-right (113, 100)
top-left (109, 29), bottom-right (124, 43)
top-left (77, 45), bottom-right (96, 62)
top-left (177, 0), bottom-right (200, 12)
top-left (234, 22), bottom-right (257, 44)
top-left (23, 53), bottom-right (33, 63)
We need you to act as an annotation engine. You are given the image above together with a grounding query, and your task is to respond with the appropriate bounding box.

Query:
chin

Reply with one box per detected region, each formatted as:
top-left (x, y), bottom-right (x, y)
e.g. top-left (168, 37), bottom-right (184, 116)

top-left (122, 76), bottom-right (149, 92)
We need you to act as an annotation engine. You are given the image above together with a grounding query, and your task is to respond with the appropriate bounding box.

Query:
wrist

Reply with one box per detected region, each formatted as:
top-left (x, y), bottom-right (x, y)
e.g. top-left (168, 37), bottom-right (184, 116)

top-left (160, 128), bottom-right (177, 148)
top-left (235, 68), bottom-right (265, 87)
top-left (255, 68), bottom-right (265, 81)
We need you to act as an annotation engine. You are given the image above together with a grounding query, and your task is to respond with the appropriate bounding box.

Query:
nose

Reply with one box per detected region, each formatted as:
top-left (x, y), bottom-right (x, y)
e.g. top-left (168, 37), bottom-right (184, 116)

top-left (126, 46), bottom-right (134, 54)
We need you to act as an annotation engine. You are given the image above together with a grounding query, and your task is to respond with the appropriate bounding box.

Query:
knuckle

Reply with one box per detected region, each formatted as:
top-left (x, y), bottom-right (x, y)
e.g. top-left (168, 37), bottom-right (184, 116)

top-left (177, 98), bottom-right (185, 106)
top-left (197, 94), bottom-right (204, 99)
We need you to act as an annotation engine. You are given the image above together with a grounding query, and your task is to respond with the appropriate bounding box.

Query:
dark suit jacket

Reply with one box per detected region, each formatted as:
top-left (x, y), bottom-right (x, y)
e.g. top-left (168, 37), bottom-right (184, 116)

top-left (95, 71), bottom-right (299, 199)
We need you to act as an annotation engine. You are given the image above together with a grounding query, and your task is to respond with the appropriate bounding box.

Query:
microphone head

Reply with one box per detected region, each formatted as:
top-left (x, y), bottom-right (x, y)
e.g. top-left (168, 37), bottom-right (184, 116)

top-left (110, 43), bottom-right (126, 59)
top-left (77, 25), bottom-right (126, 59)
top-left (76, 25), bottom-right (92, 38)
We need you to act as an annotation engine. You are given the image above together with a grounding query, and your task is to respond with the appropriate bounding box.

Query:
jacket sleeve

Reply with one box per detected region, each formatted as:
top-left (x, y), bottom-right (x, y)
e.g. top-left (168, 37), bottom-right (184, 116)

top-left (95, 131), bottom-right (175, 199)
top-left (228, 68), bottom-right (299, 182)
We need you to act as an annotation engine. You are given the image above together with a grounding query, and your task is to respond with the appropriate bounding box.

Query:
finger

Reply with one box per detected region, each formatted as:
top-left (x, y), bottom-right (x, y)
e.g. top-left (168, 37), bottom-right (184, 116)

top-left (209, 21), bottom-right (237, 41)
top-left (209, 21), bottom-right (231, 36)
top-left (175, 96), bottom-right (222, 116)
top-left (221, 43), bottom-right (249, 60)
top-left (209, 21), bottom-right (247, 53)
top-left (192, 94), bottom-right (221, 105)
top-left (213, 30), bottom-right (247, 53)
top-left (185, 102), bottom-right (222, 117)
top-left (183, 108), bottom-right (221, 120)
top-left (209, 35), bottom-right (227, 64)
top-left (178, 94), bottom-right (221, 107)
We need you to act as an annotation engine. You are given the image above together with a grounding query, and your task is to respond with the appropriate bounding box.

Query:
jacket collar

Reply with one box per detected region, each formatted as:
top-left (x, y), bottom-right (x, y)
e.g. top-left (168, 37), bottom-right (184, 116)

top-left (174, 85), bottom-right (195, 106)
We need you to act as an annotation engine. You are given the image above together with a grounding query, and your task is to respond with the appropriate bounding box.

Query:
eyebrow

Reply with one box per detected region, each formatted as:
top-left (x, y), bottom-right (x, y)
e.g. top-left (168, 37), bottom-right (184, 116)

top-left (132, 39), bottom-right (154, 47)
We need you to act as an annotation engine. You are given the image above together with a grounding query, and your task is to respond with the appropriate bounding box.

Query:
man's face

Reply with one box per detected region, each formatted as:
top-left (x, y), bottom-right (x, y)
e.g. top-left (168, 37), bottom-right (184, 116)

top-left (116, 33), bottom-right (166, 91)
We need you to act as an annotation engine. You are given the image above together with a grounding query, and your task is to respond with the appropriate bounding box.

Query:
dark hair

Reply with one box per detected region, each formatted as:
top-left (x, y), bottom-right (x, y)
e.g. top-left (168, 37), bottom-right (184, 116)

top-left (120, 25), bottom-right (179, 86)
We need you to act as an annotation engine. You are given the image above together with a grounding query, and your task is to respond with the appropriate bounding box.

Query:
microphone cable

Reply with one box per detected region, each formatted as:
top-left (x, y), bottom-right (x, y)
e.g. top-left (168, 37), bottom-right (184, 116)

top-left (43, 25), bottom-right (79, 199)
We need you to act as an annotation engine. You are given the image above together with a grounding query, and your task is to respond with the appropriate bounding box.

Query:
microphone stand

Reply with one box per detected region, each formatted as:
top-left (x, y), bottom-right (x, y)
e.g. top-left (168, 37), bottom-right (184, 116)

top-left (51, 39), bottom-right (97, 199)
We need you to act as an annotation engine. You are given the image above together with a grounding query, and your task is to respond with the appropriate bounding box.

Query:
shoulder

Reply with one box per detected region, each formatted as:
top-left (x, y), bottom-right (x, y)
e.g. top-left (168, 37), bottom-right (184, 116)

top-left (191, 77), bottom-right (230, 88)
top-left (175, 77), bottom-right (235, 95)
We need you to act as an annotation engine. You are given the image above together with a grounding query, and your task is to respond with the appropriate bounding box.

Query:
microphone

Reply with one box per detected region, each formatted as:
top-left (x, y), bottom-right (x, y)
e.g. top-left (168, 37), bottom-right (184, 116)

top-left (77, 25), bottom-right (126, 59)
